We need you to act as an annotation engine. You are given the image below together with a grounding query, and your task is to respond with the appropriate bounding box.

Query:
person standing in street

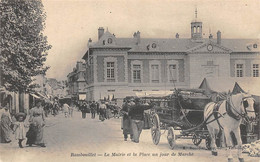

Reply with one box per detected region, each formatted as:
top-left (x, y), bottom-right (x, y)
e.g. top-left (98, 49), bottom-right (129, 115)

top-left (0, 100), bottom-right (12, 143)
top-left (90, 101), bottom-right (96, 119)
top-left (13, 113), bottom-right (27, 148)
top-left (69, 102), bottom-right (75, 118)
top-left (80, 102), bottom-right (88, 119)
top-left (128, 98), bottom-right (154, 143)
top-left (63, 103), bottom-right (69, 118)
top-left (120, 99), bottom-right (133, 141)
top-left (27, 100), bottom-right (46, 147)
top-left (99, 101), bottom-right (107, 121)
top-left (96, 102), bottom-right (100, 115)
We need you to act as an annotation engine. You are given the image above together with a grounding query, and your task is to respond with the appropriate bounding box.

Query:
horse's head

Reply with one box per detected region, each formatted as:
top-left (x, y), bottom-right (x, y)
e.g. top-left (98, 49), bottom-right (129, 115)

top-left (241, 93), bottom-right (256, 121)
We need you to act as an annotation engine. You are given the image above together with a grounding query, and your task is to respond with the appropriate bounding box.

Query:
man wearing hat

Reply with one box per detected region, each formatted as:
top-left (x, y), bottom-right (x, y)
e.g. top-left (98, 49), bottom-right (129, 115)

top-left (128, 98), bottom-right (155, 143)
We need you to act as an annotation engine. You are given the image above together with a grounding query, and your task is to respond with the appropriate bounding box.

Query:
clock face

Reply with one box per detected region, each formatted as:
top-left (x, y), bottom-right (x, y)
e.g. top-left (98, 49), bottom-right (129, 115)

top-left (207, 44), bottom-right (213, 51)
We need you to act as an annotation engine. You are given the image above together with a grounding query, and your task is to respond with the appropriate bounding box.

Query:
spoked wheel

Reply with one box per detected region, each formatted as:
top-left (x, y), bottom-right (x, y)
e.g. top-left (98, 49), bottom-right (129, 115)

top-left (192, 134), bottom-right (202, 146)
top-left (151, 114), bottom-right (161, 145)
top-left (167, 127), bottom-right (176, 149)
top-left (205, 136), bottom-right (211, 150)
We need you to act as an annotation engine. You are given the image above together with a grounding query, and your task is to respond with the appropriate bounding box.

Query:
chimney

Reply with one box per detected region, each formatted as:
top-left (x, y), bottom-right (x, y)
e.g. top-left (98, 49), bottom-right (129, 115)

top-left (133, 31), bottom-right (141, 45)
top-left (98, 27), bottom-right (104, 40)
top-left (175, 33), bottom-right (179, 39)
top-left (217, 31), bottom-right (221, 45)
top-left (87, 38), bottom-right (92, 47)
top-left (209, 34), bottom-right (213, 39)
top-left (77, 61), bottom-right (83, 71)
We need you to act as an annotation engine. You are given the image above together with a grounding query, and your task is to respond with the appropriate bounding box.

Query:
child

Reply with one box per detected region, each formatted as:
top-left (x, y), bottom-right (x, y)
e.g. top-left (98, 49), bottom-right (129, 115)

top-left (13, 113), bottom-right (27, 148)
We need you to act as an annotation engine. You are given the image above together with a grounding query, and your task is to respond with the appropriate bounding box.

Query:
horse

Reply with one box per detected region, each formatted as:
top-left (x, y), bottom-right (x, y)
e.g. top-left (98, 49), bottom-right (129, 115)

top-left (204, 92), bottom-right (255, 162)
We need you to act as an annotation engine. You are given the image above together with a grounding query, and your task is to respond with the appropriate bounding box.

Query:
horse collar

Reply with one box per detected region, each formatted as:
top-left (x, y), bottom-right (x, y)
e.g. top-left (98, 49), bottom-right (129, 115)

top-left (226, 101), bottom-right (241, 121)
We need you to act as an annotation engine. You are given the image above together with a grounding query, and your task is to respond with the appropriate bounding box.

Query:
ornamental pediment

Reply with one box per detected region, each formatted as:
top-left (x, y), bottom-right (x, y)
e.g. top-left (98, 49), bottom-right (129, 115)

top-left (186, 41), bottom-right (232, 54)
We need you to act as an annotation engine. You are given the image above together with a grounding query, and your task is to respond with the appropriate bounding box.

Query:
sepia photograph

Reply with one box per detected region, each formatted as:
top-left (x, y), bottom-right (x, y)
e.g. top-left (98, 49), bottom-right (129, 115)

top-left (0, 0), bottom-right (260, 162)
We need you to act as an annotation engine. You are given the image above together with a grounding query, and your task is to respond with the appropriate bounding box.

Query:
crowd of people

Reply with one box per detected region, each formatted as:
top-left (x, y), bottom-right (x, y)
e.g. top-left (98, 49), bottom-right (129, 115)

top-left (0, 96), bottom-right (155, 149)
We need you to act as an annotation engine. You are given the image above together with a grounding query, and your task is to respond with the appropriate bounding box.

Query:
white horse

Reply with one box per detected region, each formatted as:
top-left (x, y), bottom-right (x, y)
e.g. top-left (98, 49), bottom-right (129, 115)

top-left (204, 93), bottom-right (255, 162)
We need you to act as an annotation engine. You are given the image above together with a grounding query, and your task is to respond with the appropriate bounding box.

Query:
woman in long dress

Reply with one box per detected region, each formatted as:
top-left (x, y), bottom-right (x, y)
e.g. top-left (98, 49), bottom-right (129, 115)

top-left (0, 102), bottom-right (12, 143)
top-left (27, 101), bottom-right (46, 147)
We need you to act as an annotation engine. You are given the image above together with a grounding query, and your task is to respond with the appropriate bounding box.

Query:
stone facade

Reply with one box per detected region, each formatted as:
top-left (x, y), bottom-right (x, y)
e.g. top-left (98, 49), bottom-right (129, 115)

top-left (82, 19), bottom-right (260, 101)
top-left (67, 62), bottom-right (87, 100)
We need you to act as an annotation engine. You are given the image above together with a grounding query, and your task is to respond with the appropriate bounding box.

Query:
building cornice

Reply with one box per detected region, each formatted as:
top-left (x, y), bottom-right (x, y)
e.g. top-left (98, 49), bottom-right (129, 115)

top-left (128, 52), bottom-right (186, 55)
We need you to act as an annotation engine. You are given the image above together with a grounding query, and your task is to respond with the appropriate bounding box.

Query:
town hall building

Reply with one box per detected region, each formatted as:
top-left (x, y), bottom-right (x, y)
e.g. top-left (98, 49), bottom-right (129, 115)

top-left (82, 17), bottom-right (260, 101)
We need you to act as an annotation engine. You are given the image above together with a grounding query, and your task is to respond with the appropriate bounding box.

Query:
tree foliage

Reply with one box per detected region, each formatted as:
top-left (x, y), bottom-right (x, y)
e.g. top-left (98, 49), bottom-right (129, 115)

top-left (0, 0), bottom-right (51, 93)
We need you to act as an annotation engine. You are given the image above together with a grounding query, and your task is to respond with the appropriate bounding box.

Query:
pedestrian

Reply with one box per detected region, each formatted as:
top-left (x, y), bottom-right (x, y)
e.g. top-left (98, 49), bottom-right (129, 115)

top-left (0, 99), bottom-right (12, 143)
top-left (120, 99), bottom-right (133, 141)
top-left (96, 102), bottom-right (100, 115)
top-left (13, 113), bottom-right (27, 148)
top-left (69, 102), bottom-right (75, 118)
top-left (143, 102), bottom-right (152, 129)
top-left (80, 102), bottom-right (88, 119)
top-left (128, 98), bottom-right (154, 143)
top-left (90, 101), bottom-right (96, 119)
top-left (99, 101), bottom-right (107, 121)
top-left (63, 103), bottom-right (69, 118)
top-left (113, 103), bottom-right (120, 118)
top-left (52, 100), bottom-right (59, 116)
top-left (27, 100), bottom-right (46, 147)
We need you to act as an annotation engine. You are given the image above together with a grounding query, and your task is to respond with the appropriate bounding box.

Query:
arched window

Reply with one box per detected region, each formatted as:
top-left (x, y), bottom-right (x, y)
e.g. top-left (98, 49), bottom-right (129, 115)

top-left (152, 43), bottom-right (156, 48)
top-left (253, 44), bottom-right (257, 48)
top-left (108, 38), bottom-right (113, 44)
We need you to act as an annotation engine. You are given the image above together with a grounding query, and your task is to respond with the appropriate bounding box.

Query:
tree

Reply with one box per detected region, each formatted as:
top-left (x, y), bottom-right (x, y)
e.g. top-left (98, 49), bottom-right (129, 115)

top-left (0, 0), bottom-right (51, 93)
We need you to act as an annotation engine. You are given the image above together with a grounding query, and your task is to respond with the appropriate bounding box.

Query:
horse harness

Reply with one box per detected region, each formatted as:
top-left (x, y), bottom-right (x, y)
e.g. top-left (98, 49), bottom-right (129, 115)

top-left (212, 100), bottom-right (226, 130)
top-left (227, 96), bottom-right (255, 122)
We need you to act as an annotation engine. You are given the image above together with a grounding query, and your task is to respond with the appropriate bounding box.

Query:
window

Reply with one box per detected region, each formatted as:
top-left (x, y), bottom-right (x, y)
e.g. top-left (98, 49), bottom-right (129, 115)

top-left (151, 65), bottom-right (159, 83)
top-left (131, 60), bottom-right (142, 83)
top-left (108, 38), bottom-right (113, 44)
top-left (103, 40), bottom-right (105, 45)
top-left (152, 43), bottom-right (156, 48)
top-left (104, 57), bottom-right (117, 82)
top-left (253, 44), bottom-right (257, 48)
top-left (133, 65), bottom-right (141, 83)
top-left (167, 60), bottom-right (179, 83)
top-left (236, 64), bottom-right (243, 77)
top-left (107, 62), bottom-right (115, 81)
top-left (253, 64), bottom-right (259, 77)
top-left (169, 64), bottom-right (177, 83)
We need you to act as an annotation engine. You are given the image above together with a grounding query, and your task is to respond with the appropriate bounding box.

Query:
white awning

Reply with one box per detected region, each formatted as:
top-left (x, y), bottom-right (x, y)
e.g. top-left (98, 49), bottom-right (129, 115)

top-left (79, 94), bottom-right (86, 100)
top-left (30, 93), bottom-right (40, 99)
top-left (36, 92), bottom-right (48, 99)
top-left (135, 91), bottom-right (172, 98)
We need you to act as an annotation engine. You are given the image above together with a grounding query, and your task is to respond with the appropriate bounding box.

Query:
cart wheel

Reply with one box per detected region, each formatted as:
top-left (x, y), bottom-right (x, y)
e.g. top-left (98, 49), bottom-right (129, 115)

top-left (205, 137), bottom-right (211, 150)
top-left (192, 134), bottom-right (202, 146)
top-left (167, 127), bottom-right (176, 149)
top-left (151, 114), bottom-right (161, 145)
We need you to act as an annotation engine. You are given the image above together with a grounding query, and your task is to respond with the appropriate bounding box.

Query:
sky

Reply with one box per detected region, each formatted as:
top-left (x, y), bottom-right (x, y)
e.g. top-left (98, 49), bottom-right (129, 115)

top-left (42, 0), bottom-right (260, 80)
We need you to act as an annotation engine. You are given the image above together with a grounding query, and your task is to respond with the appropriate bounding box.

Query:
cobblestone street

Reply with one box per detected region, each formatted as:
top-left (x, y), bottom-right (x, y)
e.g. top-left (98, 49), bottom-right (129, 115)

top-left (0, 111), bottom-right (259, 162)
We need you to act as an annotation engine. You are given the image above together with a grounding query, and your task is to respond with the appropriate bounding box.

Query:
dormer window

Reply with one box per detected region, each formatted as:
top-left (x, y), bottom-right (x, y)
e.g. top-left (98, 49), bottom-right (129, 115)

top-left (108, 38), bottom-right (113, 44)
top-left (253, 44), bottom-right (257, 48)
top-left (152, 43), bottom-right (157, 48)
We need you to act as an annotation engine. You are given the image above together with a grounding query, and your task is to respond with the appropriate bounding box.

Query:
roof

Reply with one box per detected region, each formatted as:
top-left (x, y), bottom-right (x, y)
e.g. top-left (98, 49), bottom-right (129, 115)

top-left (198, 77), bottom-right (260, 96)
top-left (89, 36), bottom-right (259, 53)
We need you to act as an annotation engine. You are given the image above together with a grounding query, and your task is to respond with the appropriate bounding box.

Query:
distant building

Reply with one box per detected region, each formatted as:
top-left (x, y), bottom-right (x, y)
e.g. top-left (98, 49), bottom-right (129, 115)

top-left (46, 78), bottom-right (68, 99)
top-left (67, 62), bottom-right (87, 101)
top-left (82, 16), bottom-right (260, 101)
